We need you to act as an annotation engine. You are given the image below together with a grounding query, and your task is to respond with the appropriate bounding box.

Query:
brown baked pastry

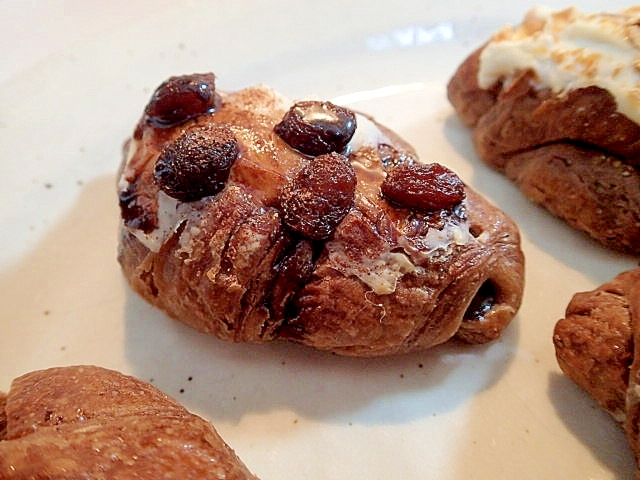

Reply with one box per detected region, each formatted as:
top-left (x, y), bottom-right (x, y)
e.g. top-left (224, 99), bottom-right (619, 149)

top-left (553, 268), bottom-right (640, 471)
top-left (447, 6), bottom-right (640, 254)
top-left (0, 365), bottom-right (258, 479)
top-left (117, 72), bottom-right (524, 357)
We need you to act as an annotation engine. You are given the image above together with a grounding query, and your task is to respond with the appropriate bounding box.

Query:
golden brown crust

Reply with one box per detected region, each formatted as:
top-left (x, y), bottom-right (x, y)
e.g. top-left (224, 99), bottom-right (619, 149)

top-left (118, 78), bottom-right (525, 357)
top-left (445, 46), bottom-right (498, 129)
top-left (553, 268), bottom-right (640, 470)
top-left (503, 143), bottom-right (640, 253)
top-left (287, 188), bottom-right (524, 355)
top-left (0, 366), bottom-right (258, 479)
top-left (447, 43), bottom-right (640, 254)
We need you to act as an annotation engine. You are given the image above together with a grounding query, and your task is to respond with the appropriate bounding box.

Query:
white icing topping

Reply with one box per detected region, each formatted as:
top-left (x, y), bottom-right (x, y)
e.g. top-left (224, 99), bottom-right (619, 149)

top-left (352, 251), bottom-right (417, 296)
top-left (397, 209), bottom-right (473, 263)
top-left (346, 113), bottom-right (391, 152)
top-left (478, 6), bottom-right (640, 124)
top-left (130, 191), bottom-right (195, 253)
top-left (326, 243), bottom-right (416, 295)
top-left (326, 209), bottom-right (472, 295)
top-left (420, 217), bottom-right (472, 252)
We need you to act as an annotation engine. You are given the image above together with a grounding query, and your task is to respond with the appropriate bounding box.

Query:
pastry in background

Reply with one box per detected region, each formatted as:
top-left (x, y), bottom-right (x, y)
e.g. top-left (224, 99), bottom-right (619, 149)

top-left (553, 268), bottom-right (640, 472)
top-left (0, 365), bottom-right (258, 479)
top-left (447, 6), bottom-right (640, 253)
top-left (117, 72), bottom-right (524, 357)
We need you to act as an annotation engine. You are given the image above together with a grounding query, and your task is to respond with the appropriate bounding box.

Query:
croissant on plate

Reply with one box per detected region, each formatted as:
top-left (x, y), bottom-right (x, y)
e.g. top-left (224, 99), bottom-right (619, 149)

top-left (117, 72), bottom-right (524, 357)
top-left (447, 6), bottom-right (640, 254)
top-left (553, 268), bottom-right (640, 471)
top-left (0, 365), bottom-right (258, 479)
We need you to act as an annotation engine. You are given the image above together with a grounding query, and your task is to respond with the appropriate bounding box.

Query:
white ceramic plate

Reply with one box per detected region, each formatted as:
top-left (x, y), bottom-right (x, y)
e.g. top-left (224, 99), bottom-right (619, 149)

top-left (1, 1), bottom-right (638, 478)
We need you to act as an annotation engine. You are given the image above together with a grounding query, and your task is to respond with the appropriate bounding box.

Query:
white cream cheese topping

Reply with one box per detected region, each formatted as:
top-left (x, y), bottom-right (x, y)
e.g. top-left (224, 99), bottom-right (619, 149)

top-left (478, 6), bottom-right (640, 124)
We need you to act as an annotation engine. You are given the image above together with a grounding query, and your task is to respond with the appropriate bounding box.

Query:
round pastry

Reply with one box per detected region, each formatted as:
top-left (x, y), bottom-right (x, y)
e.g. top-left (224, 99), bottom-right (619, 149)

top-left (0, 365), bottom-right (258, 479)
top-left (117, 72), bottom-right (525, 357)
top-left (447, 6), bottom-right (640, 254)
top-left (553, 267), bottom-right (640, 473)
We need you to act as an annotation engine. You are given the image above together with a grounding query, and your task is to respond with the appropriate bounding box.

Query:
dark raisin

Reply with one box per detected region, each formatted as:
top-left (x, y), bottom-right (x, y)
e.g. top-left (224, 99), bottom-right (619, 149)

top-left (154, 124), bottom-right (238, 202)
top-left (381, 163), bottom-right (465, 211)
top-left (144, 73), bottom-right (217, 127)
top-left (280, 152), bottom-right (356, 239)
top-left (118, 182), bottom-right (158, 233)
top-left (269, 240), bottom-right (315, 321)
top-left (464, 281), bottom-right (496, 321)
top-left (274, 101), bottom-right (356, 156)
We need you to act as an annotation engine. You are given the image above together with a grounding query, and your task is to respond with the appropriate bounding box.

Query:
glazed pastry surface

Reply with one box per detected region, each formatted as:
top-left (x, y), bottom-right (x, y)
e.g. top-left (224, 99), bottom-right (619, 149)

top-left (118, 73), bottom-right (525, 356)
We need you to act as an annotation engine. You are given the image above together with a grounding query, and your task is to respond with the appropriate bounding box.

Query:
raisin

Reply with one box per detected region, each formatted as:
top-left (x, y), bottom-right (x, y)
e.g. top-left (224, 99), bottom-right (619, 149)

top-left (274, 101), bottom-right (357, 156)
top-left (154, 124), bottom-right (238, 202)
top-left (118, 184), bottom-right (158, 233)
top-left (144, 73), bottom-right (217, 127)
top-left (381, 163), bottom-right (465, 211)
top-left (269, 240), bottom-right (315, 321)
top-left (280, 152), bottom-right (356, 239)
top-left (464, 281), bottom-right (496, 321)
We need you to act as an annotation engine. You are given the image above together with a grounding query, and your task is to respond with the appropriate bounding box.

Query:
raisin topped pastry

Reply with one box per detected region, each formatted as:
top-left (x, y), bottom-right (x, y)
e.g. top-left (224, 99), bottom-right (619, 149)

top-left (553, 268), bottom-right (640, 473)
top-left (117, 73), bottom-right (524, 357)
top-left (447, 6), bottom-right (640, 254)
top-left (0, 365), bottom-right (258, 479)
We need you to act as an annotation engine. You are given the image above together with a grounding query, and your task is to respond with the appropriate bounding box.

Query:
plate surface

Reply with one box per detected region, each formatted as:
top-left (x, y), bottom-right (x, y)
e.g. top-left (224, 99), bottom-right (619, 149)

top-left (1, 1), bottom-right (638, 478)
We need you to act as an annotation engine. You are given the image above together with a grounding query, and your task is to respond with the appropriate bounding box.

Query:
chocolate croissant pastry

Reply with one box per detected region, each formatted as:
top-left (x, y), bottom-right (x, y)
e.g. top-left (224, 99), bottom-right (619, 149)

top-left (0, 365), bottom-right (258, 479)
top-left (447, 6), bottom-right (640, 254)
top-left (553, 268), bottom-right (640, 470)
top-left (117, 72), bottom-right (524, 357)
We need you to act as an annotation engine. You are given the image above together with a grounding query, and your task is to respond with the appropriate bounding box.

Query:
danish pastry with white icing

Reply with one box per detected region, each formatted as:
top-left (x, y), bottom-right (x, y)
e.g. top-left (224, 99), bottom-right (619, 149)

top-left (448, 6), bottom-right (640, 253)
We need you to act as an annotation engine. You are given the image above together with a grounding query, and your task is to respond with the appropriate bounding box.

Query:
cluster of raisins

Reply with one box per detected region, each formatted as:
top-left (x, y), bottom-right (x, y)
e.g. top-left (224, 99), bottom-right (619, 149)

top-left (274, 99), bottom-right (465, 241)
top-left (145, 73), bottom-right (217, 127)
top-left (145, 74), bottom-right (465, 239)
top-left (154, 124), bottom-right (239, 202)
top-left (274, 101), bottom-right (359, 240)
